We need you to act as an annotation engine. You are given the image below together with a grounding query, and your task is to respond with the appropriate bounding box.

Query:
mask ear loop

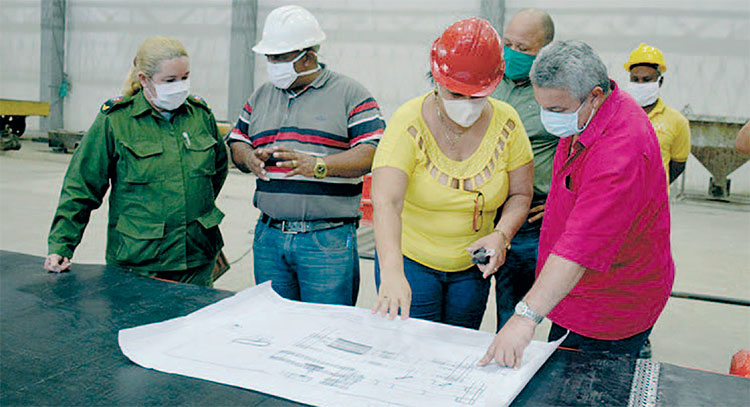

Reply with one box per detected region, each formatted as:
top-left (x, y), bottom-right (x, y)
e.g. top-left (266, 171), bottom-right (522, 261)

top-left (144, 78), bottom-right (158, 100)
top-left (136, 69), bottom-right (155, 100)
top-left (294, 50), bottom-right (322, 76)
top-left (576, 96), bottom-right (597, 133)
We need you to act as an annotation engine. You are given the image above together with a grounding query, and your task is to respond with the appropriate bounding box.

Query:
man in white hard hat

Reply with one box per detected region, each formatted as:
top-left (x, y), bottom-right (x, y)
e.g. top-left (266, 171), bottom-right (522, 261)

top-left (228, 5), bottom-right (385, 306)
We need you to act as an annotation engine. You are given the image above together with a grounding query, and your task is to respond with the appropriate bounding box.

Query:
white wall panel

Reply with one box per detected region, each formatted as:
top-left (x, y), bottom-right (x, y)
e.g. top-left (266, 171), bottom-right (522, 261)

top-left (505, 0), bottom-right (750, 119)
top-left (64, 0), bottom-right (232, 131)
top-left (1, 0), bottom-right (42, 129)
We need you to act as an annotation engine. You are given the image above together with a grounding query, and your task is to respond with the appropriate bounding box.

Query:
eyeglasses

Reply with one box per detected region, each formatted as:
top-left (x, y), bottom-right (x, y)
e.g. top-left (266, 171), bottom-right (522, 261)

top-left (472, 191), bottom-right (485, 232)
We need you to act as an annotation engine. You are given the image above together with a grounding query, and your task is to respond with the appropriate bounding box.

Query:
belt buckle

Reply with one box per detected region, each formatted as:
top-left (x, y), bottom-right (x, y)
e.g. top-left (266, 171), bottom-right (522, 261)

top-left (280, 220), bottom-right (300, 234)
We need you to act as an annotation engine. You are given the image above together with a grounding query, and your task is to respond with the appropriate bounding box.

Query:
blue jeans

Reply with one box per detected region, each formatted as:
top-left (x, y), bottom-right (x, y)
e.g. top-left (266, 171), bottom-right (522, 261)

top-left (494, 228), bottom-right (539, 331)
top-left (549, 323), bottom-right (653, 358)
top-left (375, 255), bottom-right (490, 329)
top-left (253, 219), bottom-right (359, 306)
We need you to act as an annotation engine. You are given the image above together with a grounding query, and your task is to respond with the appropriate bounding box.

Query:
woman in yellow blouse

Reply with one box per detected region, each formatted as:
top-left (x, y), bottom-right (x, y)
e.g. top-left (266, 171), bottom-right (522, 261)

top-left (371, 18), bottom-right (534, 329)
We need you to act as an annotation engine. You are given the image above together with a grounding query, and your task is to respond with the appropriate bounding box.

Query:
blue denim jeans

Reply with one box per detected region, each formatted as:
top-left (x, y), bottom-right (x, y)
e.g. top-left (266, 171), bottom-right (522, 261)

top-left (253, 219), bottom-right (359, 306)
top-left (494, 228), bottom-right (539, 331)
top-left (375, 255), bottom-right (490, 329)
top-left (549, 323), bottom-right (653, 358)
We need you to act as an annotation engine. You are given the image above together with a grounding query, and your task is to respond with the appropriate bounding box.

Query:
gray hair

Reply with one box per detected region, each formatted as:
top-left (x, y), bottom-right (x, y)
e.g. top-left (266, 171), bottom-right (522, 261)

top-left (530, 40), bottom-right (610, 102)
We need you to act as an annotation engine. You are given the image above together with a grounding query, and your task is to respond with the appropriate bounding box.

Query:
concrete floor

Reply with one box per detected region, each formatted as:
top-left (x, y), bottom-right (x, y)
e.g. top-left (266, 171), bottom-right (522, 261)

top-left (1, 138), bottom-right (749, 374)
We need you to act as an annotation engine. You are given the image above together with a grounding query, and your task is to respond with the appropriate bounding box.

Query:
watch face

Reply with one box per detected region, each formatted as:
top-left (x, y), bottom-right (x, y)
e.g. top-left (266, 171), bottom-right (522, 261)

top-left (515, 301), bottom-right (542, 324)
top-left (313, 157), bottom-right (327, 178)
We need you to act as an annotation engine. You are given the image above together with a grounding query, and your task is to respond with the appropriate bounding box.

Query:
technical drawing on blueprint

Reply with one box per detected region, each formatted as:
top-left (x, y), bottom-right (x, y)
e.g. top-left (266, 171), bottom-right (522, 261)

top-left (119, 282), bottom-right (564, 407)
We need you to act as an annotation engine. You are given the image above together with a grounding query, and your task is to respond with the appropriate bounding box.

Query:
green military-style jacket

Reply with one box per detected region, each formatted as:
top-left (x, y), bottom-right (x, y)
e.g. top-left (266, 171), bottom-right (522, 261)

top-left (48, 91), bottom-right (228, 272)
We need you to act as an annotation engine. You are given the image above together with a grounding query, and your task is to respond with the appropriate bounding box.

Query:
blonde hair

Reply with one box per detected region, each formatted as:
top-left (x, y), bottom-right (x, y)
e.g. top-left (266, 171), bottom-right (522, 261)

top-left (121, 36), bottom-right (189, 97)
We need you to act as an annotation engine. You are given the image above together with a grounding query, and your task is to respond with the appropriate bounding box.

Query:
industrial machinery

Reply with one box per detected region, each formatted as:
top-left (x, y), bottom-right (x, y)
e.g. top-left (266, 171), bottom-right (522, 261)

top-left (687, 115), bottom-right (749, 199)
top-left (0, 99), bottom-right (50, 151)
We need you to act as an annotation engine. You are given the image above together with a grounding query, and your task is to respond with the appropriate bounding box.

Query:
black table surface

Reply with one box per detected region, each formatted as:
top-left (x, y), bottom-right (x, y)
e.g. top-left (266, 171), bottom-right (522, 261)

top-left (1, 250), bottom-right (747, 406)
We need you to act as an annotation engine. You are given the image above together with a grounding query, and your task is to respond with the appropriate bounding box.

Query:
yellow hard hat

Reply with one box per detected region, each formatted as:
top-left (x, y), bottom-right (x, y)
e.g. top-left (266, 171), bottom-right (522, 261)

top-left (624, 43), bottom-right (667, 73)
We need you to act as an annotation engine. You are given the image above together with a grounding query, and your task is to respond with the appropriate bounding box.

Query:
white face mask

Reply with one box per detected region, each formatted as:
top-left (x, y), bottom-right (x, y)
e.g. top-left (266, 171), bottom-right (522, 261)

top-left (149, 79), bottom-right (190, 111)
top-left (540, 98), bottom-right (595, 138)
top-left (627, 81), bottom-right (660, 107)
top-left (266, 51), bottom-right (321, 89)
top-left (440, 95), bottom-right (487, 128)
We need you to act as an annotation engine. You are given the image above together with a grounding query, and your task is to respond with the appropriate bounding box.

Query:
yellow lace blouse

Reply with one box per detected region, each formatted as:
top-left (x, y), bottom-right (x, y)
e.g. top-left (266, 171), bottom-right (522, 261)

top-left (372, 93), bottom-right (533, 271)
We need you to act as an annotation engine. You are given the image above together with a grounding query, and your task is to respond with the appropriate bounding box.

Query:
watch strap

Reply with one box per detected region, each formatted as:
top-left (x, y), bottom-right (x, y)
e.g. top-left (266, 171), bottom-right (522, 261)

top-left (313, 157), bottom-right (327, 179)
top-left (515, 301), bottom-right (544, 324)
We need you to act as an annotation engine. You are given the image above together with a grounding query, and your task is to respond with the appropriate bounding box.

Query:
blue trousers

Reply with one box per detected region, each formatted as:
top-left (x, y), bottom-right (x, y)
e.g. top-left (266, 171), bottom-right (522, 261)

top-left (375, 255), bottom-right (490, 329)
top-left (494, 228), bottom-right (539, 331)
top-left (253, 219), bottom-right (359, 306)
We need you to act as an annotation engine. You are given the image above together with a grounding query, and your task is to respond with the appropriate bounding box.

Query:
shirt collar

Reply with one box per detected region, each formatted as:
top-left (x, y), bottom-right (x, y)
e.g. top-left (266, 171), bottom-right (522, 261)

top-left (130, 90), bottom-right (191, 118)
top-left (647, 97), bottom-right (665, 119)
top-left (509, 75), bottom-right (532, 87)
top-left (130, 91), bottom-right (152, 117)
top-left (576, 79), bottom-right (620, 147)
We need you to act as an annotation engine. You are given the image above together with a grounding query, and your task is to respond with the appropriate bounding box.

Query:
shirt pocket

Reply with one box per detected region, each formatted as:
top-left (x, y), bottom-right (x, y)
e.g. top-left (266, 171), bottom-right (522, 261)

top-left (119, 139), bottom-right (165, 183)
top-left (113, 214), bottom-right (165, 265)
top-left (184, 133), bottom-right (217, 177)
top-left (196, 205), bottom-right (225, 229)
top-left (187, 206), bottom-right (225, 259)
top-left (543, 170), bottom-right (577, 233)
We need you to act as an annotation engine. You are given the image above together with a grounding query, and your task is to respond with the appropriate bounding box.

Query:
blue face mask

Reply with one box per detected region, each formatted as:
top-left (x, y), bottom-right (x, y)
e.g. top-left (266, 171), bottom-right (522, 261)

top-left (540, 98), bottom-right (595, 138)
top-left (504, 46), bottom-right (536, 80)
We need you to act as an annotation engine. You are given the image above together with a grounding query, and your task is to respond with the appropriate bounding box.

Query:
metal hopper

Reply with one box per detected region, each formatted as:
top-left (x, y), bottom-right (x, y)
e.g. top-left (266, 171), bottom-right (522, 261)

top-left (687, 115), bottom-right (749, 199)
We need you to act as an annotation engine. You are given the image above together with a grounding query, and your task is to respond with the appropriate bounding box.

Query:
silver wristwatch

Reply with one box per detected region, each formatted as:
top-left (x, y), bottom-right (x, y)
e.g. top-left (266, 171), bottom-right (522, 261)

top-left (514, 301), bottom-right (544, 324)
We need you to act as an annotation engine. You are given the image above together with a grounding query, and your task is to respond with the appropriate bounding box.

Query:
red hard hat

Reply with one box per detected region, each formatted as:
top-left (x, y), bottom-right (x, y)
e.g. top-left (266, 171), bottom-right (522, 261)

top-left (430, 17), bottom-right (504, 97)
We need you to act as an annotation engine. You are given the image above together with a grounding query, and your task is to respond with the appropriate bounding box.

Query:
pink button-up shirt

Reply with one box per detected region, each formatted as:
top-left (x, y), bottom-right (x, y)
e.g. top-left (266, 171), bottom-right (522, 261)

top-left (537, 80), bottom-right (675, 340)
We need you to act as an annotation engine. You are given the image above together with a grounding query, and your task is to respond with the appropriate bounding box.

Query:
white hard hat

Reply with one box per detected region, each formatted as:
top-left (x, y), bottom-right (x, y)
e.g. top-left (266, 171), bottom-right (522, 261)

top-left (252, 5), bottom-right (326, 55)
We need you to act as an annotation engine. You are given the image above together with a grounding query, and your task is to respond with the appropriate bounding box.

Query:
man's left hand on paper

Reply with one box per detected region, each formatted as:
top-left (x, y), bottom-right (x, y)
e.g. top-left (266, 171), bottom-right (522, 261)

top-left (478, 315), bottom-right (536, 368)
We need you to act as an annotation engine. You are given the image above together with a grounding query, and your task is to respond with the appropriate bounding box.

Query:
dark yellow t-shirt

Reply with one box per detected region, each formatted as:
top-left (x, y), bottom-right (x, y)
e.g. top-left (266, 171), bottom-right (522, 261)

top-left (372, 93), bottom-right (533, 271)
top-left (648, 98), bottom-right (691, 188)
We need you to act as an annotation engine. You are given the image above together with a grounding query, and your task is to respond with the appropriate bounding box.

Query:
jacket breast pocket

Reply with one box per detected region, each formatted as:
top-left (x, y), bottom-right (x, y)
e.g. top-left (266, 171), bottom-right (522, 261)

top-left (114, 214), bottom-right (165, 266)
top-left (184, 134), bottom-right (217, 177)
top-left (119, 139), bottom-right (165, 183)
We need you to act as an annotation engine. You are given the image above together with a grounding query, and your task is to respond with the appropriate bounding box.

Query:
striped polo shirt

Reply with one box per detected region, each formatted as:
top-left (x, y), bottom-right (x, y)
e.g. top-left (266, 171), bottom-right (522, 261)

top-left (228, 67), bottom-right (385, 221)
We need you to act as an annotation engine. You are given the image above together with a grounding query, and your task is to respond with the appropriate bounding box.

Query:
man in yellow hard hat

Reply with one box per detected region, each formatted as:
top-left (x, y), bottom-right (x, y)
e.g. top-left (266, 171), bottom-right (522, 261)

top-left (625, 43), bottom-right (690, 359)
top-left (625, 43), bottom-right (691, 188)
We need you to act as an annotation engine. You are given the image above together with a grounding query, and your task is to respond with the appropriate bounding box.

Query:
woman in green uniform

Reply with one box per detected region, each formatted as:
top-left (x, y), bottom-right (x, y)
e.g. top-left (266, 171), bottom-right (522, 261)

top-left (44, 36), bottom-right (228, 287)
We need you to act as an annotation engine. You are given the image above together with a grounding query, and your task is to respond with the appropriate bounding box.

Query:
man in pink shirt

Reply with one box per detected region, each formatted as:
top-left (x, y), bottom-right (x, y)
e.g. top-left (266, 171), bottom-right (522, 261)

top-left (480, 40), bottom-right (674, 368)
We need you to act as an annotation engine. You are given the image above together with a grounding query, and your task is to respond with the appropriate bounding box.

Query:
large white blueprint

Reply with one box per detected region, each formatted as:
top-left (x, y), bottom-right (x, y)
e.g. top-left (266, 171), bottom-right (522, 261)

top-left (119, 282), bottom-right (563, 407)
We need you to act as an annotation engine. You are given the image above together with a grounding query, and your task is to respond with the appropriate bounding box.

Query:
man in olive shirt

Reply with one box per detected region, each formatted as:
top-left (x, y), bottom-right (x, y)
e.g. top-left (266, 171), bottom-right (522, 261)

top-left (491, 9), bottom-right (557, 331)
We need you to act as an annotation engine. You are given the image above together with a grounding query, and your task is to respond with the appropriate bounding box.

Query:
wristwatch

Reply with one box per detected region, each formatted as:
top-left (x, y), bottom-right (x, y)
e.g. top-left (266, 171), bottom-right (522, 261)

top-left (514, 301), bottom-right (544, 324)
top-left (313, 157), bottom-right (328, 179)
